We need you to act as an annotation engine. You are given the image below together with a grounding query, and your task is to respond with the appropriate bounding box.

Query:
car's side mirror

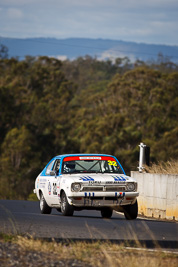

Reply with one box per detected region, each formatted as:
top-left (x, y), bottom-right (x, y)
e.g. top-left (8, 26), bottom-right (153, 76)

top-left (50, 171), bottom-right (56, 176)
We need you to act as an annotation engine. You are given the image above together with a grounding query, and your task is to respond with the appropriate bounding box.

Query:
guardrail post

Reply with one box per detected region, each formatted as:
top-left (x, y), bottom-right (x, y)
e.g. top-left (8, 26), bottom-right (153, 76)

top-left (138, 142), bottom-right (147, 172)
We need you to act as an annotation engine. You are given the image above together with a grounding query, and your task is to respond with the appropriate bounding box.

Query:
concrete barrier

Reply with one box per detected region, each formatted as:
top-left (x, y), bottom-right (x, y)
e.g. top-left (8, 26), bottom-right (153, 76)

top-left (131, 171), bottom-right (178, 221)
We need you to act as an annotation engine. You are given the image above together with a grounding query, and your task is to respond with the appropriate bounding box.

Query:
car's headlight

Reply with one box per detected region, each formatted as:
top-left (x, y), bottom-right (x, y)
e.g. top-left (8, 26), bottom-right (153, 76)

top-left (71, 183), bottom-right (81, 192)
top-left (126, 182), bottom-right (137, 191)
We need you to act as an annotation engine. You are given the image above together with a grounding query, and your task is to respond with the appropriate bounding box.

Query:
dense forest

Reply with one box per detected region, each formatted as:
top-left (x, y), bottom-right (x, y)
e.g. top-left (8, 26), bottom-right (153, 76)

top-left (0, 47), bottom-right (178, 199)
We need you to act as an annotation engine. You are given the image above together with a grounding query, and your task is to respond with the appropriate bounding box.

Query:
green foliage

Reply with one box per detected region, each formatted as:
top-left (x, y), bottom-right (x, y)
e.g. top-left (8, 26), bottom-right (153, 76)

top-left (27, 192), bottom-right (38, 201)
top-left (0, 56), bottom-right (177, 199)
top-left (0, 126), bottom-right (40, 199)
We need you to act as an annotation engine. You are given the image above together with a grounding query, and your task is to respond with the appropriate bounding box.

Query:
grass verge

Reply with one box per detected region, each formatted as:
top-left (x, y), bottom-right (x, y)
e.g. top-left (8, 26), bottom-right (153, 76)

top-left (0, 233), bottom-right (177, 267)
top-left (145, 159), bottom-right (178, 174)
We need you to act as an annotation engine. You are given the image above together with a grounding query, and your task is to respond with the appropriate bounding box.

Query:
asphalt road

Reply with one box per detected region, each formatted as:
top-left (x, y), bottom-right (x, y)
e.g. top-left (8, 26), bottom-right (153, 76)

top-left (0, 200), bottom-right (177, 248)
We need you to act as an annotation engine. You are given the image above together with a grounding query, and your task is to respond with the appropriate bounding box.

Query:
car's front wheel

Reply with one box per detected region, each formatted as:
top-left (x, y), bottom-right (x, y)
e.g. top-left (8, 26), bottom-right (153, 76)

top-left (61, 192), bottom-right (74, 216)
top-left (123, 200), bottom-right (138, 220)
top-left (40, 192), bottom-right (52, 214)
top-left (101, 208), bottom-right (113, 218)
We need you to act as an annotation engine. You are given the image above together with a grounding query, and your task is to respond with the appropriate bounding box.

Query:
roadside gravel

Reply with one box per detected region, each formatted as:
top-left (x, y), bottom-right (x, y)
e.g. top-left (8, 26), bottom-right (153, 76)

top-left (0, 241), bottom-right (90, 267)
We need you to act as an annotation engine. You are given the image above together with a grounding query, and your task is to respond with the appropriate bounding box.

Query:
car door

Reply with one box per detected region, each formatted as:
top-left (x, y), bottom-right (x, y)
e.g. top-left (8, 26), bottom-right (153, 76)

top-left (45, 159), bottom-right (60, 205)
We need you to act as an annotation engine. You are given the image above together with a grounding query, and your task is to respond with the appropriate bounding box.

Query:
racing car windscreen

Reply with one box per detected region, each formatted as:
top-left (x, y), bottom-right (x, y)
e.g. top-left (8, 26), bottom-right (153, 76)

top-left (62, 156), bottom-right (124, 174)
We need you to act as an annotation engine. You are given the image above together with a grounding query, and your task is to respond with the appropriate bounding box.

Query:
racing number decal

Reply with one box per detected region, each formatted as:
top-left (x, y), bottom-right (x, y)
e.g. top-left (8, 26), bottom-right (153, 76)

top-left (108, 160), bottom-right (117, 166)
top-left (53, 183), bottom-right (57, 195)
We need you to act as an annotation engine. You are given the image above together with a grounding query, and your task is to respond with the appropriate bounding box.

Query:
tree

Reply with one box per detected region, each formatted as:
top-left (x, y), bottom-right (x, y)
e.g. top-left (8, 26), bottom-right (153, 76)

top-left (0, 127), bottom-right (37, 199)
top-left (0, 55), bottom-right (177, 198)
top-left (0, 44), bottom-right (8, 59)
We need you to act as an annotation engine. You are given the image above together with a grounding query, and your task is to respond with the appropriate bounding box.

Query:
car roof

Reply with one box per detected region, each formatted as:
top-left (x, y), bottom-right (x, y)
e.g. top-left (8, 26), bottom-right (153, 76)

top-left (55, 153), bottom-right (116, 160)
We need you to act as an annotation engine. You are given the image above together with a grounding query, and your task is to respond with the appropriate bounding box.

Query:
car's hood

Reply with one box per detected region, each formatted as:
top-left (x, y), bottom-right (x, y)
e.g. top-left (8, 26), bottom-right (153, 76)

top-left (61, 173), bottom-right (136, 184)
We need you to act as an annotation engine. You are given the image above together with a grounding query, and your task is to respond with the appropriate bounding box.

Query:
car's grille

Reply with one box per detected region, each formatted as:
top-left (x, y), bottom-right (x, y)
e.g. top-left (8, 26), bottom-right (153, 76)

top-left (82, 187), bottom-right (103, 192)
top-left (81, 186), bottom-right (126, 192)
top-left (105, 186), bottom-right (125, 192)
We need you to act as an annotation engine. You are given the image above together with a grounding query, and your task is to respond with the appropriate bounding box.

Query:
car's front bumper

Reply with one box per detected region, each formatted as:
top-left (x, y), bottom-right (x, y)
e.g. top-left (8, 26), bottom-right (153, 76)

top-left (68, 191), bottom-right (139, 207)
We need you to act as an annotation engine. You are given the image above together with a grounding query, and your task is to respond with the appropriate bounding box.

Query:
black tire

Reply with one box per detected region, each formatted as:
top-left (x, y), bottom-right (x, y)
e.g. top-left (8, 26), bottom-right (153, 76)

top-left (40, 192), bottom-right (52, 214)
top-left (61, 192), bottom-right (74, 216)
top-left (101, 208), bottom-right (113, 218)
top-left (123, 200), bottom-right (138, 220)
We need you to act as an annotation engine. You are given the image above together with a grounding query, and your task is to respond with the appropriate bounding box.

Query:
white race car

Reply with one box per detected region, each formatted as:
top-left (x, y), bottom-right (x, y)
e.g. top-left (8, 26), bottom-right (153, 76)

top-left (34, 154), bottom-right (139, 219)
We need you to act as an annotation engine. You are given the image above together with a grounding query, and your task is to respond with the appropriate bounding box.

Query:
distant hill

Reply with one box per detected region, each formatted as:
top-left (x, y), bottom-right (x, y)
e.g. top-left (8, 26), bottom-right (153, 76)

top-left (1, 37), bottom-right (178, 63)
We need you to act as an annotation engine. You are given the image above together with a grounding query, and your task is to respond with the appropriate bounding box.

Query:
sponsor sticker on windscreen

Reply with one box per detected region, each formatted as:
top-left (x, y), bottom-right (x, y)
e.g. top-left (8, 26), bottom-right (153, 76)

top-left (79, 157), bottom-right (101, 160)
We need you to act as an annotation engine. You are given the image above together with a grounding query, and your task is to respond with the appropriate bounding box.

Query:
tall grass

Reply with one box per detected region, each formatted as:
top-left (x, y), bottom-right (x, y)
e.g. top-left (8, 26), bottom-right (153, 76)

top-left (15, 236), bottom-right (178, 266)
top-left (145, 160), bottom-right (178, 174)
top-left (0, 234), bottom-right (177, 267)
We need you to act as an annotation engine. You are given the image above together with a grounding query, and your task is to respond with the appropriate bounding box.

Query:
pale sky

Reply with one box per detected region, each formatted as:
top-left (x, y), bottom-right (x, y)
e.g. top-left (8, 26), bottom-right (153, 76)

top-left (0, 0), bottom-right (178, 45)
